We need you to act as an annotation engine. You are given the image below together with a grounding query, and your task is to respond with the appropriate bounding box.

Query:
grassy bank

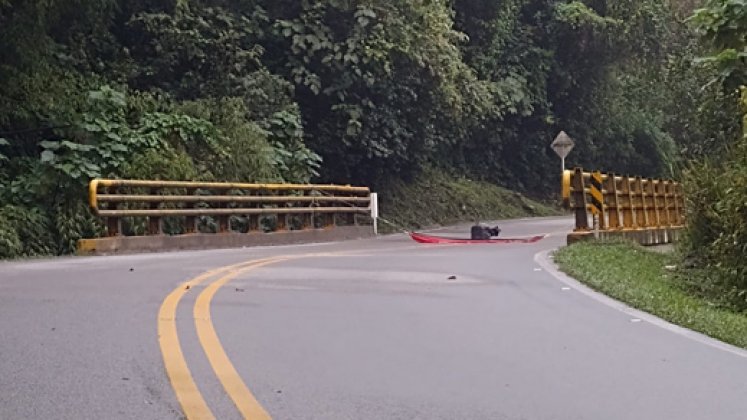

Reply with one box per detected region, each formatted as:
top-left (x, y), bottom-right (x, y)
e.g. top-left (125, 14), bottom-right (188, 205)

top-left (554, 241), bottom-right (747, 349)
top-left (379, 169), bottom-right (560, 231)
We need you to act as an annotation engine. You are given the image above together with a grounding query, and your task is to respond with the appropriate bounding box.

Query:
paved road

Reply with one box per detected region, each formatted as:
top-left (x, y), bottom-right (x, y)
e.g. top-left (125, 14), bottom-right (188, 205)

top-left (1, 216), bottom-right (746, 420)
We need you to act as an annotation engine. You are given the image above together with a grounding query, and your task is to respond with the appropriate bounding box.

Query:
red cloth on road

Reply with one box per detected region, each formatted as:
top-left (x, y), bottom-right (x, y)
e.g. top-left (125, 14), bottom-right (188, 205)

top-left (409, 232), bottom-right (545, 244)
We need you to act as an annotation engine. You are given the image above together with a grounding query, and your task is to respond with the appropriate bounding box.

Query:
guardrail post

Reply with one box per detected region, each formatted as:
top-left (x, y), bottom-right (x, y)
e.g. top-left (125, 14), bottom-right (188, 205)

top-left (325, 213), bottom-right (335, 229)
top-left (299, 200), bottom-right (311, 229)
top-left (301, 213), bottom-right (311, 230)
top-left (672, 183), bottom-right (682, 226)
top-left (310, 209), bottom-right (318, 229)
top-left (276, 212), bottom-right (287, 231)
top-left (184, 187), bottom-right (196, 234)
top-left (645, 178), bottom-right (655, 243)
top-left (657, 181), bottom-right (668, 243)
top-left (370, 192), bottom-right (379, 235)
top-left (633, 177), bottom-right (646, 229)
top-left (300, 190), bottom-right (310, 230)
top-left (605, 173), bottom-right (620, 229)
top-left (620, 176), bottom-right (633, 229)
top-left (248, 214), bottom-right (258, 232)
top-left (107, 217), bottom-right (120, 237)
top-left (591, 171), bottom-right (606, 231)
top-left (104, 184), bottom-right (121, 236)
top-left (661, 181), bottom-right (671, 227)
top-left (345, 192), bottom-right (356, 226)
top-left (646, 179), bottom-right (658, 229)
top-left (271, 189), bottom-right (285, 231)
top-left (649, 179), bottom-right (661, 244)
top-left (148, 216), bottom-right (161, 235)
top-left (148, 187), bottom-right (162, 235)
top-left (217, 195), bottom-right (229, 233)
top-left (636, 177), bottom-right (652, 244)
top-left (561, 170), bottom-right (571, 208)
top-left (218, 216), bottom-right (229, 233)
top-left (571, 168), bottom-right (589, 231)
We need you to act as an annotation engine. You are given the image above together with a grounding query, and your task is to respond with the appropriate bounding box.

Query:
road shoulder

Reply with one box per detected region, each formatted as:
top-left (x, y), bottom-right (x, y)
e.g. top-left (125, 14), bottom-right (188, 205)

top-left (534, 248), bottom-right (747, 359)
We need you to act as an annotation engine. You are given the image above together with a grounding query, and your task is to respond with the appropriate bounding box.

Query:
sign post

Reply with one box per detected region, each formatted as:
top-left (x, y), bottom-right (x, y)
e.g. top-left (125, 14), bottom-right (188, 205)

top-left (370, 192), bottom-right (379, 235)
top-left (589, 171), bottom-right (604, 238)
top-left (551, 131), bottom-right (575, 172)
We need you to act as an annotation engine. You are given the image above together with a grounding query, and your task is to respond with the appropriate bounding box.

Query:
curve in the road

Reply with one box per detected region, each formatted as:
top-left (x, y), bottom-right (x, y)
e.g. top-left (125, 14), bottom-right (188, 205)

top-left (158, 257), bottom-right (281, 420)
top-left (193, 258), bottom-right (290, 420)
top-left (6, 216), bottom-right (746, 420)
top-left (163, 251), bottom-right (357, 419)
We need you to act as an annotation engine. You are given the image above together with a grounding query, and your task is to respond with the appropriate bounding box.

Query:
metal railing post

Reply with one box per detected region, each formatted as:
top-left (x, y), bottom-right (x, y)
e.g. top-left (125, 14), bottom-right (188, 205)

top-left (572, 168), bottom-right (589, 231)
top-left (148, 187), bottom-right (162, 235)
top-left (605, 173), bottom-right (620, 229)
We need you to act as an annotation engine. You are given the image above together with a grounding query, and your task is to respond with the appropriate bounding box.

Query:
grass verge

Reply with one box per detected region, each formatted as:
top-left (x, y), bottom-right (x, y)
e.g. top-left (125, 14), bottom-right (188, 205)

top-left (379, 168), bottom-right (560, 231)
top-left (554, 240), bottom-right (747, 349)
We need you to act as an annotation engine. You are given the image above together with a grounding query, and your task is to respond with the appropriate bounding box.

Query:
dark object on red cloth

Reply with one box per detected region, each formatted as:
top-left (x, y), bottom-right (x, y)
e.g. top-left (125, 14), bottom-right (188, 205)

top-left (471, 224), bottom-right (501, 239)
top-left (409, 232), bottom-right (545, 244)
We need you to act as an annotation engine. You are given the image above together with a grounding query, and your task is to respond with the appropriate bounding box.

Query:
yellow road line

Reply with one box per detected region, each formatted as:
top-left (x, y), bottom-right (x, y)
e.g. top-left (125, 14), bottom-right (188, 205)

top-left (158, 258), bottom-right (277, 420)
top-left (161, 244), bottom-right (445, 419)
top-left (194, 258), bottom-right (291, 420)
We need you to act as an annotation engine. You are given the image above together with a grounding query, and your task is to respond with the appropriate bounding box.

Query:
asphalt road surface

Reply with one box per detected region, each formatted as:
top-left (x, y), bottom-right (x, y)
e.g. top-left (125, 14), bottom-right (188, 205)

top-left (1, 216), bottom-right (746, 420)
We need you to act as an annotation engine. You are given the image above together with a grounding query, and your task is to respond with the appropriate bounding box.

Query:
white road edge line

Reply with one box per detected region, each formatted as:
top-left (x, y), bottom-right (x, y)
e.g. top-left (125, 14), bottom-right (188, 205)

top-left (534, 248), bottom-right (747, 360)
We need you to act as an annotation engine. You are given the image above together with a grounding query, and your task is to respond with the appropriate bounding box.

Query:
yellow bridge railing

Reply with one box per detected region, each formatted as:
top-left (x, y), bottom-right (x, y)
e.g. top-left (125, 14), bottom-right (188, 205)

top-left (88, 179), bottom-right (372, 237)
top-left (561, 168), bottom-right (685, 245)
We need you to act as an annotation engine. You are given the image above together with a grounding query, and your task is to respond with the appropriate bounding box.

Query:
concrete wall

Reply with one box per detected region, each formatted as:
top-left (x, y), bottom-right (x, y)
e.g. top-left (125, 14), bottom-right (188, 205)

top-left (77, 226), bottom-right (374, 256)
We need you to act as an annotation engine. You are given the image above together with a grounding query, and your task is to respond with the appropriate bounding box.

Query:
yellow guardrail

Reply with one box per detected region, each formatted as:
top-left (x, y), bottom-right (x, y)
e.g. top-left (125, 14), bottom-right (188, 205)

top-left (561, 168), bottom-right (685, 244)
top-left (88, 179), bottom-right (372, 236)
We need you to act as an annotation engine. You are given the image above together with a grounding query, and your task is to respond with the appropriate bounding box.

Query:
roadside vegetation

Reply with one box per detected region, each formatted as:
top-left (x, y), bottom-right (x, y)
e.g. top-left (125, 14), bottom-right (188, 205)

top-left (554, 241), bottom-right (747, 349)
top-left (678, 0), bottom-right (747, 313)
top-left (379, 168), bottom-right (559, 232)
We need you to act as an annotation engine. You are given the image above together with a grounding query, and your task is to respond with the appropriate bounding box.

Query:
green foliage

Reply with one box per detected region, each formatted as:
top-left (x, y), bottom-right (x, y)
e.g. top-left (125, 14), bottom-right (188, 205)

top-left (54, 200), bottom-right (102, 255)
top-left (0, 137), bottom-right (8, 163)
top-left (0, 205), bottom-right (55, 258)
top-left (37, 85), bottom-right (221, 183)
top-left (681, 127), bottom-right (747, 310)
top-left (0, 0), bottom-right (733, 258)
top-left (121, 148), bottom-right (200, 181)
top-left (0, 212), bottom-right (23, 259)
top-left (681, 0), bottom-right (747, 308)
top-left (268, 0), bottom-right (493, 184)
top-left (379, 168), bottom-right (559, 231)
top-left (125, 4), bottom-right (268, 100)
top-left (543, 0), bottom-right (693, 178)
top-left (690, 0), bottom-right (747, 88)
top-left (447, 0), bottom-right (713, 190)
top-left (554, 1), bottom-right (621, 30)
top-left (266, 110), bottom-right (321, 183)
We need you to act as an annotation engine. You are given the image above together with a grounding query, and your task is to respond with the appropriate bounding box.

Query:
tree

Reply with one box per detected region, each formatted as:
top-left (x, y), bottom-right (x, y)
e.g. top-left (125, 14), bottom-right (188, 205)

top-left (681, 0), bottom-right (747, 309)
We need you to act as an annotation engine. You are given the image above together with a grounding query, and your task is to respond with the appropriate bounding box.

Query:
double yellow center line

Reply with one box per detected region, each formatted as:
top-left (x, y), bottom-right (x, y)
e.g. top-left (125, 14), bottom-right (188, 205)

top-left (158, 257), bottom-right (289, 420)
top-left (158, 244), bottom-right (436, 419)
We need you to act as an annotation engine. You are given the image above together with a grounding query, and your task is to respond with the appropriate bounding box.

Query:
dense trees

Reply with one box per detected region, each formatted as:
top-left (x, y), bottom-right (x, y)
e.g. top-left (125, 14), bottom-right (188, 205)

top-left (0, 0), bottom-right (741, 258)
top-left (681, 0), bottom-right (747, 309)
